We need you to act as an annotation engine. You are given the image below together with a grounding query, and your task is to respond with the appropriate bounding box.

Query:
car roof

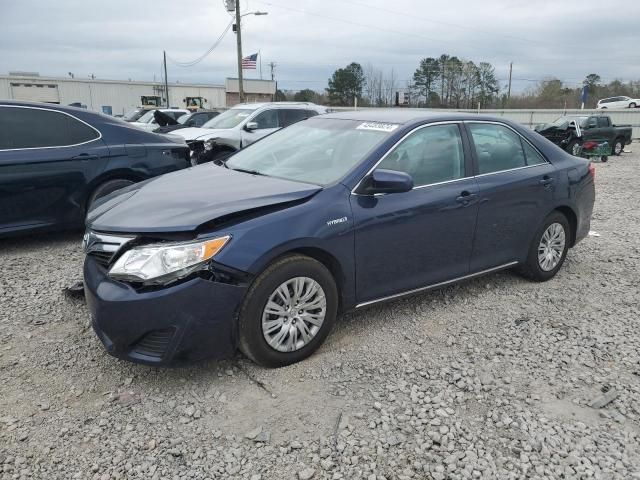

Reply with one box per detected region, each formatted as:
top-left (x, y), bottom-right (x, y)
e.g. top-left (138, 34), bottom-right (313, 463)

top-left (230, 102), bottom-right (325, 111)
top-left (319, 109), bottom-right (511, 125)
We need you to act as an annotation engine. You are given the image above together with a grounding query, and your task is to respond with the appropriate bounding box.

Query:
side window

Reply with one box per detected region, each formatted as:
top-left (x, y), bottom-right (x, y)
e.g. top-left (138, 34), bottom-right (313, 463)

top-left (252, 109), bottom-right (280, 129)
top-left (468, 123), bottom-right (526, 174)
top-left (0, 106), bottom-right (99, 150)
top-left (586, 117), bottom-right (598, 129)
top-left (191, 114), bottom-right (206, 126)
top-left (377, 124), bottom-right (465, 186)
top-left (521, 140), bottom-right (547, 166)
top-left (597, 117), bottom-right (609, 128)
top-left (280, 109), bottom-right (316, 127)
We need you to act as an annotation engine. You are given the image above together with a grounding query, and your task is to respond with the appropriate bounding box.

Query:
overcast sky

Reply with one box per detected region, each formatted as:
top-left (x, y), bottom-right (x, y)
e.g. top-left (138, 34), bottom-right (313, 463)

top-left (1, 0), bottom-right (639, 94)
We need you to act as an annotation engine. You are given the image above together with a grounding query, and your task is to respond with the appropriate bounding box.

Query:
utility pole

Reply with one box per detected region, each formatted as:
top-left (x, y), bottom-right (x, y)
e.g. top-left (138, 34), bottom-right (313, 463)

top-left (235, 0), bottom-right (245, 104)
top-left (163, 50), bottom-right (169, 107)
top-left (269, 62), bottom-right (276, 101)
top-left (507, 61), bottom-right (513, 105)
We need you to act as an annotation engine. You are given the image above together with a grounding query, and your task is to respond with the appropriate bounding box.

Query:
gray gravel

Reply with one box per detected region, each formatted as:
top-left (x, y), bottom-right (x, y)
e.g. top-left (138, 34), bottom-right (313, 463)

top-left (2, 149), bottom-right (640, 479)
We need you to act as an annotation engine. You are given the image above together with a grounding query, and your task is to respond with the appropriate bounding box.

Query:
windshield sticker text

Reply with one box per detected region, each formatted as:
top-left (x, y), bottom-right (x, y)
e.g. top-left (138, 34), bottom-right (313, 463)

top-left (356, 122), bottom-right (399, 132)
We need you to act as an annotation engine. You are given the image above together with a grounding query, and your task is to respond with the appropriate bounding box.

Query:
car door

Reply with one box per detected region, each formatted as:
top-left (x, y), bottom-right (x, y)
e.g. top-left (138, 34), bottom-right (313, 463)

top-left (351, 122), bottom-right (479, 303)
top-left (0, 105), bottom-right (109, 233)
top-left (466, 122), bottom-right (555, 272)
top-left (241, 109), bottom-right (281, 147)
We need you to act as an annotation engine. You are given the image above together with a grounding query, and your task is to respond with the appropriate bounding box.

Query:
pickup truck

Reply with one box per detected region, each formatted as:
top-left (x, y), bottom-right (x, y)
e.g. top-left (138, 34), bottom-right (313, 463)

top-left (534, 114), bottom-right (633, 156)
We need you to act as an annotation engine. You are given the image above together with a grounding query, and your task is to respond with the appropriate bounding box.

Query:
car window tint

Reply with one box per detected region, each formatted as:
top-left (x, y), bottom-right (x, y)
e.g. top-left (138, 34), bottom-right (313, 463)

top-left (597, 117), bottom-right (609, 128)
top-left (280, 109), bottom-right (311, 127)
top-left (0, 106), bottom-right (99, 150)
top-left (521, 140), bottom-right (546, 166)
top-left (377, 124), bottom-right (465, 186)
top-left (468, 123), bottom-right (526, 174)
top-left (252, 109), bottom-right (280, 129)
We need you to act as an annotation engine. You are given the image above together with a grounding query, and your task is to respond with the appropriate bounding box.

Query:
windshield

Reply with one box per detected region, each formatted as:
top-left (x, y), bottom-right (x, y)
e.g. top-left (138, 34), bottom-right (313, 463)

top-left (225, 118), bottom-right (394, 185)
top-left (122, 108), bottom-right (144, 122)
top-left (136, 110), bottom-right (156, 124)
top-left (202, 108), bottom-right (254, 129)
top-left (550, 116), bottom-right (589, 128)
top-left (177, 113), bottom-right (192, 125)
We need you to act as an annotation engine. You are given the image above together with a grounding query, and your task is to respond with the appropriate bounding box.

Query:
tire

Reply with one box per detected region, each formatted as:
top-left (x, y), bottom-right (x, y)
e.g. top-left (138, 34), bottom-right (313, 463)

top-left (601, 156), bottom-right (608, 163)
top-left (630, 102), bottom-right (637, 108)
top-left (238, 255), bottom-right (338, 368)
top-left (567, 139), bottom-right (582, 157)
top-left (517, 212), bottom-right (570, 282)
top-left (87, 179), bottom-right (135, 210)
top-left (613, 138), bottom-right (624, 156)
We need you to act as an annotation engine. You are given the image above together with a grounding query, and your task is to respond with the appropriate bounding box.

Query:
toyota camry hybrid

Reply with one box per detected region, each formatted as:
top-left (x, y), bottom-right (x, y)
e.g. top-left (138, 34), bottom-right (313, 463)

top-left (83, 110), bottom-right (595, 367)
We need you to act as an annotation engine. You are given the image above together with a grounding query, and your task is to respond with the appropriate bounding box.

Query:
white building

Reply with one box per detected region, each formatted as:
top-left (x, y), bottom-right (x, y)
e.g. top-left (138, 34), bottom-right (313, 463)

top-left (0, 72), bottom-right (276, 115)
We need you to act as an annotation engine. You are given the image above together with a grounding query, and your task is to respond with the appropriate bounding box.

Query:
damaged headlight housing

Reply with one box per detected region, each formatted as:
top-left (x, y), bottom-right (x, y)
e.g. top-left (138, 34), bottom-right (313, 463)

top-left (108, 236), bottom-right (230, 284)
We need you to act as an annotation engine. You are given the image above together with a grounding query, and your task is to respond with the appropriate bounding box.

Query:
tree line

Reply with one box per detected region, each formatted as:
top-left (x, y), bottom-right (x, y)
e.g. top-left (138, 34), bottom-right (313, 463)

top-left (277, 55), bottom-right (639, 110)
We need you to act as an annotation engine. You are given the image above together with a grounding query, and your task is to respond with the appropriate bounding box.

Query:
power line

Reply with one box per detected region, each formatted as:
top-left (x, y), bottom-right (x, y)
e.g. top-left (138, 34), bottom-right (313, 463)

top-left (167, 20), bottom-right (233, 67)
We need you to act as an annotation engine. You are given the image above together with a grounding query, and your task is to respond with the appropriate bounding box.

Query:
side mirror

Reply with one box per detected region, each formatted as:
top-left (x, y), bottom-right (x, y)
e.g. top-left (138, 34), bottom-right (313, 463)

top-left (356, 169), bottom-right (414, 195)
top-left (245, 121), bottom-right (258, 131)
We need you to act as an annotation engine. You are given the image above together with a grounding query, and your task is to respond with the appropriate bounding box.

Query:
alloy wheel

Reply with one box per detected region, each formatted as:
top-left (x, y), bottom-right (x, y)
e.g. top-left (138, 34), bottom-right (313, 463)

top-left (261, 277), bottom-right (327, 352)
top-left (537, 223), bottom-right (566, 272)
top-left (614, 141), bottom-right (623, 155)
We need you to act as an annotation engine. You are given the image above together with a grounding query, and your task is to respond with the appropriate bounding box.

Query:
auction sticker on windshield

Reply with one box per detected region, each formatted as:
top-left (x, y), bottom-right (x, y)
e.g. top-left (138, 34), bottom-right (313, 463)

top-left (356, 122), bottom-right (400, 132)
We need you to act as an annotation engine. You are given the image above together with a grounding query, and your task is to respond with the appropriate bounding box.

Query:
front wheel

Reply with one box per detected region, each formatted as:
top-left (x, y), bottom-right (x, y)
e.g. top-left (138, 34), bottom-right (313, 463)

top-left (238, 255), bottom-right (338, 367)
top-left (517, 212), bottom-right (570, 282)
top-left (613, 138), bottom-right (624, 156)
top-left (630, 102), bottom-right (637, 108)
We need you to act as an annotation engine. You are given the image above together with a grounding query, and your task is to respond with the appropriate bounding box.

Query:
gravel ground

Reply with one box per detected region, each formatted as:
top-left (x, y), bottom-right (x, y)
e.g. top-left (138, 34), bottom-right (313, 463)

top-left (1, 148), bottom-right (639, 480)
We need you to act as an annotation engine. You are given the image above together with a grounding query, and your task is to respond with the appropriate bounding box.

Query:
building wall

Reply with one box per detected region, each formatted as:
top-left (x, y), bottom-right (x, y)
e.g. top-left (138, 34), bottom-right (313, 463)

top-left (0, 75), bottom-right (227, 115)
top-left (225, 92), bottom-right (273, 106)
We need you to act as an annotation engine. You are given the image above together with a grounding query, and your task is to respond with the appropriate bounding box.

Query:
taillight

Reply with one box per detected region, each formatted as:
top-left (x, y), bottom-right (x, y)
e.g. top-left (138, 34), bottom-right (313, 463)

top-left (588, 163), bottom-right (595, 180)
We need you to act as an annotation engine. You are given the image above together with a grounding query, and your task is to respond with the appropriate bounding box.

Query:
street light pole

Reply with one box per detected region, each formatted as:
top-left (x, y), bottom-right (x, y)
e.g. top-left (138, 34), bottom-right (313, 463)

top-left (235, 0), bottom-right (245, 104)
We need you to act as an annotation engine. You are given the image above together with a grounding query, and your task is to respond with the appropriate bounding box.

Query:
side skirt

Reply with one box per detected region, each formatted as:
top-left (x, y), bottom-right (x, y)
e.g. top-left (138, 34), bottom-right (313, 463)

top-left (355, 261), bottom-right (518, 308)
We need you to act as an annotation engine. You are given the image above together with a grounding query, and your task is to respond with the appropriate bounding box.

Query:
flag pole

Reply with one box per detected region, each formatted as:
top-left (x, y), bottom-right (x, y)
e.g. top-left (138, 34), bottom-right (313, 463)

top-left (259, 50), bottom-right (263, 80)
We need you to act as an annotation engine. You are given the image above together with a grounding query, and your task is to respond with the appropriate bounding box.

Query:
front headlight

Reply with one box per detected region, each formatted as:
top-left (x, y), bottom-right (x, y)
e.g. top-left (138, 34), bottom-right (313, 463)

top-left (108, 236), bottom-right (230, 284)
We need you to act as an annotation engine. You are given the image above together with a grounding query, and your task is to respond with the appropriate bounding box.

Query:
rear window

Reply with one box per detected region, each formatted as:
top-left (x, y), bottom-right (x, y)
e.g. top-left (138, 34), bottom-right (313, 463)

top-left (0, 106), bottom-right (100, 150)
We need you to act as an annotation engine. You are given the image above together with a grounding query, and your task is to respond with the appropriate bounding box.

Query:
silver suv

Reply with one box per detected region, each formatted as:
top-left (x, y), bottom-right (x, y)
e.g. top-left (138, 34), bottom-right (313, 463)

top-left (170, 102), bottom-right (328, 164)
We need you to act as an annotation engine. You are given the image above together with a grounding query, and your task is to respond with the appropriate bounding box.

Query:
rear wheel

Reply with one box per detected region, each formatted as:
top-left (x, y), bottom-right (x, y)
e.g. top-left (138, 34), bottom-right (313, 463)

top-left (518, 212), bottom-right (570, 282)
top-left (87, 179), bottom-right (134, 210)
top-left (567, 139), bottom-right (582, 156)
top-left (613, 138), bottom-right (624, 156)
top-left (238, 255), bottom-right (338, 367)
top-left (630, 102), bottom-right (637, 108)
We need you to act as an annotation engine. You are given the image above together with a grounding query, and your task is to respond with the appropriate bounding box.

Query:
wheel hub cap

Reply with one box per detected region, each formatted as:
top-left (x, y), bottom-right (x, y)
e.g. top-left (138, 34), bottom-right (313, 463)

top-left (538, 223), bottom-right (566, 271)
top-left (261, 277), bottom-right (327, 352)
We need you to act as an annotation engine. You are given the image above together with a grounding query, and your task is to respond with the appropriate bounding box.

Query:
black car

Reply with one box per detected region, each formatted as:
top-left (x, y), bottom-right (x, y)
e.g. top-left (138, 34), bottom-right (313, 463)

top-left (153, 110), bottom-right (220, 134)
top-left (0, 101), bottom-right (190, 237)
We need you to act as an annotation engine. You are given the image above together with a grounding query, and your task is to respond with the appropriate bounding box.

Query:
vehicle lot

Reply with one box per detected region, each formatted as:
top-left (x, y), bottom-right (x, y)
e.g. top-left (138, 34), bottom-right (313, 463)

top-left (1, 151), bottom-right (639, 479)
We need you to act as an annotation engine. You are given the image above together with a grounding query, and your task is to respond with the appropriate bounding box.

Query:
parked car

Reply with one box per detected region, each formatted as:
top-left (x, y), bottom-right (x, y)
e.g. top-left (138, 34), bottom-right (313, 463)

top-left (170, 102), bottom-right (328, 165)
top-left (121, 107), bottom-right (154, 122)
top-left (596, 96), bottom-right (640, 109)
top-left (84, 110), bottom-right (595, 367)
top-left (534, 114), bottom-right (633, 156)
top-left (153, 110), bottom-right (220, 134)
top-left (130, 108), bottom-right (190, 132)
top-left (0, 101), bottom-right (190, 237)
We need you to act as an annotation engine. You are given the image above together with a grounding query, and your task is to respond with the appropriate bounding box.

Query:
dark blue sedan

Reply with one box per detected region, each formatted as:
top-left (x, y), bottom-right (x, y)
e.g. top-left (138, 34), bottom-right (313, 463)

top-left (0, 101), bottom-right (190, 237)
top-left (83, 110), bottom-right (595, 367)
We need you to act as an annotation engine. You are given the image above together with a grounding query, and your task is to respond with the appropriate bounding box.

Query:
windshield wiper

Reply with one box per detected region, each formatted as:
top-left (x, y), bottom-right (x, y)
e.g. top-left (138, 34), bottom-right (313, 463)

top-left (230, 167), bottom-right (267, 176)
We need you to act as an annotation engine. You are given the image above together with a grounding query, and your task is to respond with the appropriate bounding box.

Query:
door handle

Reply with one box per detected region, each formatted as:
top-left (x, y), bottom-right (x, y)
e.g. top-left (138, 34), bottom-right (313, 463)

top-left (456, 191), bottom-right (477, 205)
top-left (539, 175), bottom-right (554, 186)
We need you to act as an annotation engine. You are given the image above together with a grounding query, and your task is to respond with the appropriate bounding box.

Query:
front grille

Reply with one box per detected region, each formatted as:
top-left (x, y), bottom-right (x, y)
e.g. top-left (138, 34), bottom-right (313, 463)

top-left (89, 250), bottom-right (115, 268)
top-left (83, 231), bottom-right (135, 268)
top-left (131, 328), bottom-right (176, 358)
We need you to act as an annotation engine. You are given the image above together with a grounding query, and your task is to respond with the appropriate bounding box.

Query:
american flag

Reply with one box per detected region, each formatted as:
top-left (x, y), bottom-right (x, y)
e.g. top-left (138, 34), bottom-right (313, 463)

top-left (242, 53), bottom-right (258, 70)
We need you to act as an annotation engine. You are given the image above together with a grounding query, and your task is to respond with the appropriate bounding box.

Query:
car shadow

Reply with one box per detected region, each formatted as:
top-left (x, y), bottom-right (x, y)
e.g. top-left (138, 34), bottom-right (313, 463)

top-left (0, 229), bottom-right (83, 251)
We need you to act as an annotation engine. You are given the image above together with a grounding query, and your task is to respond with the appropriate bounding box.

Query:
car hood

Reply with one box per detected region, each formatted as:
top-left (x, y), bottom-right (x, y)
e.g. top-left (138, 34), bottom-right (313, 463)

top-left (170, 127), bottom-right (233, 141)
top-left (87, 165), bottom-right (322, 234)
